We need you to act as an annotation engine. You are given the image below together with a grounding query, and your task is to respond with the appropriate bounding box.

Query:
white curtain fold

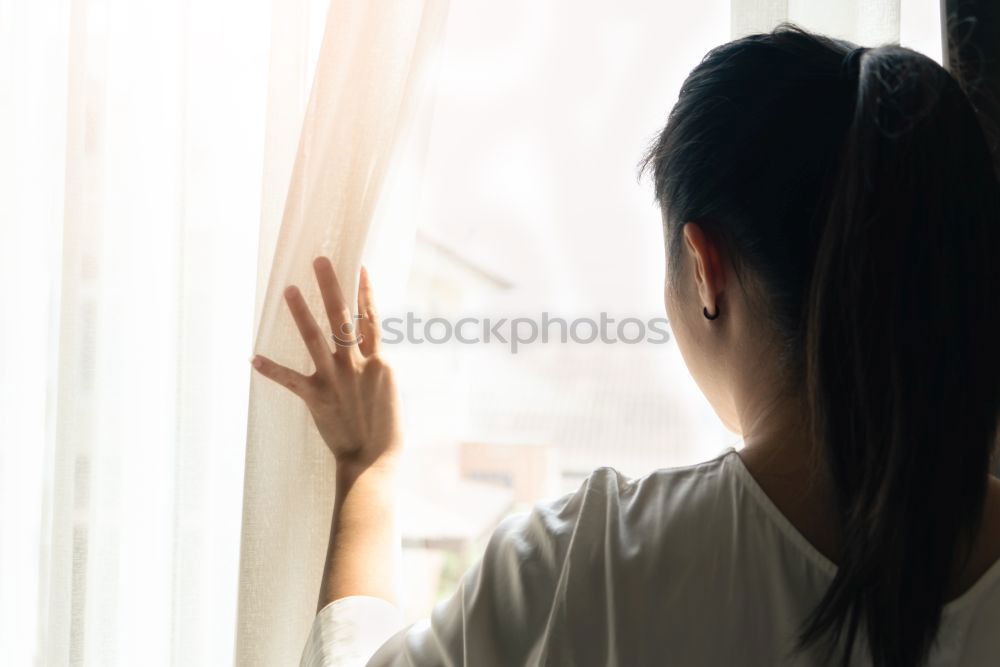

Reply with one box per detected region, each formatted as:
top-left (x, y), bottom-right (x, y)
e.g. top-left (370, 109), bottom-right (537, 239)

top-left (732, 0), bottom-right (900, 42)
top-left (1, 0), bottom-right (273, 664)
top-left (236, 2), bottom-right (448, 665)
top-left (731, 0), bottom-right (941, 63)
top-left (0, 0), bottom-right (444, 664)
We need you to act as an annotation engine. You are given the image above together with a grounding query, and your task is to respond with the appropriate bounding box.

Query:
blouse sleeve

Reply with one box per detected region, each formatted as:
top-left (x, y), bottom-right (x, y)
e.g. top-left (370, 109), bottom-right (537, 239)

top-left (300, 595), bottom-right (405, 667)
top-left (300, 468), bottom-right (615, 667)
top-left (366, 473), bottom-right (603, 667)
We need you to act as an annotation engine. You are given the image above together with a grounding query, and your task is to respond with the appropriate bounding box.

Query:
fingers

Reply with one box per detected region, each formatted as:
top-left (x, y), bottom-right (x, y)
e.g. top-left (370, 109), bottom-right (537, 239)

top-left (284, 285), bottom-right (335, 376)
top-left (313, 257), bottom-right (361, 359)
top-left (357, 265), bottom-right (381, 357)
top-left (251, 354), bottom-right (312, 398)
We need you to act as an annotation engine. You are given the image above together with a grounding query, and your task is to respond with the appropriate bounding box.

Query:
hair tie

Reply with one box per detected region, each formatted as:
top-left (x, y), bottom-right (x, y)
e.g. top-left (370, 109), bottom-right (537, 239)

top-left (842, 46), bottom-right (869, 83)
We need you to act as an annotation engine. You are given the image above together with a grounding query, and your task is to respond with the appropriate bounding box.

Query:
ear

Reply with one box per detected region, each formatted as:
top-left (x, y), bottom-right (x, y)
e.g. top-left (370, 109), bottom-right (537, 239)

top-left (681, 222), bottom-right (726, 315)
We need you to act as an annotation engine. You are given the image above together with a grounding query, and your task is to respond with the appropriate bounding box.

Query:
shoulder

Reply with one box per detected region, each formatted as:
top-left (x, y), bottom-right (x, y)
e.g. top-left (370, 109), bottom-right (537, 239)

top-left (484, 448), bottom-right (747, 662)
top-left (576, 446), bottom-right (742, 528)
top-left (574, 445), bottom-right (739, 499)
top-left (491, 446), bottom-right (743, 567)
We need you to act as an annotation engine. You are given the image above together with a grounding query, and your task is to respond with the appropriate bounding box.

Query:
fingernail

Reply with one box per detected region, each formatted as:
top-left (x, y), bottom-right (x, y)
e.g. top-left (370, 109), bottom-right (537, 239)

top-left (250, 355), bottom-right (262, 369)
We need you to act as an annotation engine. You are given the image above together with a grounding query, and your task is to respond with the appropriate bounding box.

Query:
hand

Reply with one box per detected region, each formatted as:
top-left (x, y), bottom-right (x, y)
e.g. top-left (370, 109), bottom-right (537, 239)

top-left (251, 258), bottom-right (402, 474)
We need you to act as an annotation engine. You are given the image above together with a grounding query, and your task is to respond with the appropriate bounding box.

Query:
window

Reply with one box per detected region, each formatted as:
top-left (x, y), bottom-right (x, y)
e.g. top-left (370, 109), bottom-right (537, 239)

top-left (384, 0), bottom-right (735, 622)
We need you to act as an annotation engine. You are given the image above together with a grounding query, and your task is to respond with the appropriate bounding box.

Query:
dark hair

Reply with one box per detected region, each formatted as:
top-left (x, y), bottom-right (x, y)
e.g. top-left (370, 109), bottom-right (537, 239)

top-left (640, 24), bottom-right (1000, 667)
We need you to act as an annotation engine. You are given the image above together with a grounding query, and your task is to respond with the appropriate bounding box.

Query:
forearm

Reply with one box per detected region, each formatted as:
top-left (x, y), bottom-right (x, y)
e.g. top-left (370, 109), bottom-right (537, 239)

top-left (317, 459), bottom-right (401, 613)
top-left (250, 259), bottom-right (404, 616)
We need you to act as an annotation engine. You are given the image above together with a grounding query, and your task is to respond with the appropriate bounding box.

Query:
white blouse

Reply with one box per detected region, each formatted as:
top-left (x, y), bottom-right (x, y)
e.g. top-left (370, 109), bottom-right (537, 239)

top-left (301, 447), bottom-right (1000, 666)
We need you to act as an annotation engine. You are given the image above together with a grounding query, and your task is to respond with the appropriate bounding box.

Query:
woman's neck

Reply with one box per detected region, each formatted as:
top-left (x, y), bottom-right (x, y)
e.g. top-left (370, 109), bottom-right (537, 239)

top-left (735, 394), bottom-right (1000, 602)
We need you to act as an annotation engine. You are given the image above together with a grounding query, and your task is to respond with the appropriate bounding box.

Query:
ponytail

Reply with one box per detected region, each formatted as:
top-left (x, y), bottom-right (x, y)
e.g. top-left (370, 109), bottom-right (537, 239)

top-left (799, 44), bottom-right (1000, 666)
top-left (641, 26), bottom-right (1000, 667)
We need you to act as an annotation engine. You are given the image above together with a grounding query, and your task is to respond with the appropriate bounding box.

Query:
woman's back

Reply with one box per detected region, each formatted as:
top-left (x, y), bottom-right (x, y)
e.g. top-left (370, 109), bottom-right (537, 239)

top-left (363, 449), bottom-right (1000, 666)
top-left (300, 449), bottom-right (1000, 666)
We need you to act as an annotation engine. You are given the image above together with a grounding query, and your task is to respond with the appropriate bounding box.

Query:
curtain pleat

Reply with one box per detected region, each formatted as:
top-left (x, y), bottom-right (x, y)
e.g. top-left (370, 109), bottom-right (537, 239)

top-left (235, 2), bottom-right (448, 665)
top-left (2, 0), bottom-right (271, 663)
top-left (731, 0), bottom-right (901, 44)
top-left (730, 0), bottom-right (941, 59)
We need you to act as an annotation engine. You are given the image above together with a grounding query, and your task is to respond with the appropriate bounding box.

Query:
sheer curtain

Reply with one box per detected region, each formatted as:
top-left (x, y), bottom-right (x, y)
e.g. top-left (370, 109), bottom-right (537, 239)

top-left (236, 1), bottom-right (447, 665)
top-left (1, 1), bottom-right (272, 663)
top-left (731, 0), bottom-right (941, 58)
top-left (0, 0), bottom-right (443, 665)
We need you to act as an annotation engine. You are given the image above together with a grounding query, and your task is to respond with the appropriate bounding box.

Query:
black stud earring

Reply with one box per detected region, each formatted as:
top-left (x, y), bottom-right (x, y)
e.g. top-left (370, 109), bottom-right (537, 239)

top-left (703, 305), bottom-right (719, 320)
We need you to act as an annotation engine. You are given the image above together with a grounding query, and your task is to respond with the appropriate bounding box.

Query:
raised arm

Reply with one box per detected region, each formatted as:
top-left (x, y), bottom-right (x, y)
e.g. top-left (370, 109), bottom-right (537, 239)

top-left (251, 258), bottom-right (402, 612)
top-left (251, 258), bottom-right (607, 667)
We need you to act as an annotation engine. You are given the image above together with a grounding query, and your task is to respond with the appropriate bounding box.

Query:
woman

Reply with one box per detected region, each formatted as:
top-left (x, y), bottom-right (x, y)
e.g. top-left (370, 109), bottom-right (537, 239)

top-left (251, 26), bottom-right (1000, 667)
